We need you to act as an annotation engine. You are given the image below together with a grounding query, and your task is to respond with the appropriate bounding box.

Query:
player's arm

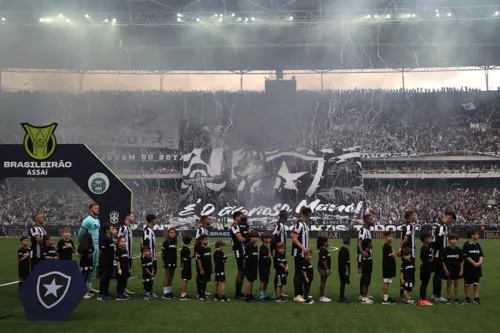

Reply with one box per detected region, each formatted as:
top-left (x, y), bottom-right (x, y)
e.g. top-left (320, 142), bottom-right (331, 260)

top-left (116, 255), bottom-right (122, 275)
top-left (19, 250), bottom-right (29, 261)
top-left (400, 270), bottom-right (405, 284)
top-left (197, 257), bottom-right (204, 275)
top-left (400, 235), bottom-right (410, 250)
top-left (463, 244), bottom-right (476, 265)
top-left (478, 245), bottom-right (484, 266)
top-left (77, 220), bottom-right (89, 242)
top-left (70, 240), bottom-right (76, 254)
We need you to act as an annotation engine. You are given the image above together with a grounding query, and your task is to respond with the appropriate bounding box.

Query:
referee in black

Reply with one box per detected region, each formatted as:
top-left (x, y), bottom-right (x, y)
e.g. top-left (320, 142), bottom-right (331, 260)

top-left (292, 207), bottom-right (312, 303)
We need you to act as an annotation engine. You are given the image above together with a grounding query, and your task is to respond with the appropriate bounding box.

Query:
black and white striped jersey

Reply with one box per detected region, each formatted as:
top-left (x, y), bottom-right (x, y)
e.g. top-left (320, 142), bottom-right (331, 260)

top-left (117, 224), bottom-right (133, 259)
top-left (432, 221), bottom-right (449, 258)
top-left (292, 220), bottom-right (309, 257)
top-left (195, 226), bottom-right (209, 240)
top-left (357, 226), bottom-right (372, 262)
top-left (141, 226), bottom-right (156, 260)
top-left (230, 223), bottom-right (245, 256)
top-left (401, 223), bottom-right (416, 258)
top-left (30, 225), bottom-right (45, 259)
top-left (272, 222), bottom-right (287, 246)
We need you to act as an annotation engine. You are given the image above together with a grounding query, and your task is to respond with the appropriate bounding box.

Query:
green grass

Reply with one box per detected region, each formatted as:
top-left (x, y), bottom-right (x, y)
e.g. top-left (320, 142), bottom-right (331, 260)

top-left (0, 238), bottom-right (499, 333)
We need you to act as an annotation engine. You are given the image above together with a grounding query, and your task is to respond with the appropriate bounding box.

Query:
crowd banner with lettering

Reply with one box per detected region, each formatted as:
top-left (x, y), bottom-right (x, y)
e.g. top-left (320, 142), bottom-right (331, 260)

top-left (175, 147), bottom-right (365, 225)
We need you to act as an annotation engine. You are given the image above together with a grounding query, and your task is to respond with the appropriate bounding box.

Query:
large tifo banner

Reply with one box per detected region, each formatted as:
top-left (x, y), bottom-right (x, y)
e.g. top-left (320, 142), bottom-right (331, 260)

top-left (177, 147), bottom-right (364, 221)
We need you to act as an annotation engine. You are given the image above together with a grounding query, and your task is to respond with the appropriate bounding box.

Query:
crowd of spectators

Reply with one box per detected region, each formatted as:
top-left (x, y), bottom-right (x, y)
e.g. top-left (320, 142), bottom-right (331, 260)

top-left (1, 89), bottom-right (500, 229)
top-left (1, 184), bottom-right (498, 227)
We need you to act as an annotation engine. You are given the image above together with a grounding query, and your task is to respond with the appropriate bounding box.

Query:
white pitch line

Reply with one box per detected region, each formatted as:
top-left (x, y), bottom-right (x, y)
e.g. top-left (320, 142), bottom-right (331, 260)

top-left (0, 281), bottom-right (18, 287)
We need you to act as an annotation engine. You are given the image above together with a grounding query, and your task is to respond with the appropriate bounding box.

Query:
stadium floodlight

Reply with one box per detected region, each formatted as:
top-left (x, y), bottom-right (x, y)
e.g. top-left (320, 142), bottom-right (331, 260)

top-left (386, 14), bottom-right (390, 18)
top-left (177, 13), bottom-right (182, 17)
top-left (65, 18), bottom-right (70, 23)
top-left (196, 18), bottom-right (200, 22)
top-left (177, 17), bottom-right (181, 22)
top-left (251, 17), bottom-right (255, 21)
top-left (289, 16), bottom-right (294, 20)
top-left (40, 18), bottom-right (45, 22)
top-left (214, 14), bottom-right (218, 17)
top-left (85, 14), bottom-right (90, 19)
top-left (112, 18), bottom-right (116, 23)
top-left (367, 15), bottom-right (372, 19)
top-left (59, 13), bottom-right (64, 18)
top-left (231, 13), bottom-right (235, 17)
top-left (374, 15), bottom-right (379, 18)
top-left (104, 18), bottom-right (109, 22)
top-left (406, 14), bottom-right (411, 18)
top-left (447, 13), bottom-right (452, 17)
top-left (496, 11), bottom-right (499, 16)
top-left (436, 13), bottom-right (440, 17)
top-left (435, 9), bottom-right (439, 13)
top-left (245, 17), bottom-right (249, 21)
top-left (1, 17), bottom-right (5, 21)
top-left (412, 14), bottom-right (416, 18)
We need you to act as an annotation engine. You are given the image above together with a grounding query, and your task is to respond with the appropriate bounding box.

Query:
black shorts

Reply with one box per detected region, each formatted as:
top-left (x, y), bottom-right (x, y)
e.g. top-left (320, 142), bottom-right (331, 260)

top-left (234, 250), bottom-right (245, 271)
top-left (19, 266), bottom-right (30, 280)
top-left (181, 269), bottom-right (192, 281)
top-left (360, 273), bottom-right (371, 287)
top-left (339, 273), bottom-right (350, 285)
top-left (215, 272), bottom-right (226, 282)
top-left (259, 268), bottom-right (270, 283)
top-left (79, 255), bottom-right (93, 270)
top-left (274, 274), bottom-right (287, 286)
top-left (446, 272), bottom-right (463, 280)
top-left (246, 270), bottom-right (257, 282)
top-left (464, 275), bottom-right (480, 285)
top-left (164, 262), bottom-right (177, 271)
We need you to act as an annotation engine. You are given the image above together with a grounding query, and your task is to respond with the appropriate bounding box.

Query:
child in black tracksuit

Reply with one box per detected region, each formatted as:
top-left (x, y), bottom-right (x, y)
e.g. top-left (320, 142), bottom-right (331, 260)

top-left (259, 234), bottom-right (272, 302)
top-left (213, 240), bottom-right (229, 302)
top-left (463, 228), bottom-right (484, 304)
top-left (359, 238), bottom-right (373, 304)
top-left (196, 234), bottom-right (212, 301)
top-left (42, 236), bottom-right (58, 260)
top-left (338, 237), bottom-right (351, 303)
top-left (301, 250), bottom-right (314, 305)
top-left (245, 232), bottom-right (260, 303)
top-left (115, 237), bottom-right (130, 300)
top-left (382, 231), bottom-right (396, 305)
top-left (443, 234), bottom-right (463, 304)
top-left (142, 247), bottom-right (156, 300)
top-left (419, 233), bottom-right (434, 305)
top-left (180, 234), bottom-right (193, 301)
top-left (401, 247), bottom-right (416, 304)
top-left (274, 242), bottom-right (288, 303)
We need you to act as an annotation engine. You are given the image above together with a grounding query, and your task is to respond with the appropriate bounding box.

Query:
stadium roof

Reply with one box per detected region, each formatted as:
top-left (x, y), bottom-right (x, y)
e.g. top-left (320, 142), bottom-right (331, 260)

top-left (0, 0), bottom-right (499, 71)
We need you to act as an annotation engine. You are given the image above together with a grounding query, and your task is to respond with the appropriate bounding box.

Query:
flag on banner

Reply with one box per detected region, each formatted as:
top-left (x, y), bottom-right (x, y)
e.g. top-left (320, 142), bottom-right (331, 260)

top-left (462, 102), bottom-right (476, 111)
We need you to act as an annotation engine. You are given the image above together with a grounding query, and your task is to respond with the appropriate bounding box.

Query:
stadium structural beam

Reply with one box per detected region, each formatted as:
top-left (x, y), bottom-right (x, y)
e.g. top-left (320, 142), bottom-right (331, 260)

top-left (3, 67), bottom-right (500, 75)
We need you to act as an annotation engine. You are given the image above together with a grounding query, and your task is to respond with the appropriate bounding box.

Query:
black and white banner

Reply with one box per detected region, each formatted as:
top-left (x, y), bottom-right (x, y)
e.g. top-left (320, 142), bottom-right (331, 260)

top-left (177, 147), bottom-right (365, 220)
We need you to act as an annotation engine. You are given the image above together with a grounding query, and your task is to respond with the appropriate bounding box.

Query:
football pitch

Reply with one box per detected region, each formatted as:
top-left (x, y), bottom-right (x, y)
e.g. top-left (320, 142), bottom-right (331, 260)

top-left (0, 238), bottom-right (499, 333)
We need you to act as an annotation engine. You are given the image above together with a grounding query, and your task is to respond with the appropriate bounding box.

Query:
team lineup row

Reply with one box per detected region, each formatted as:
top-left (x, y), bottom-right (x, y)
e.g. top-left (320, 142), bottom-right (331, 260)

top-left (21, 206), bottom-right (485, 305)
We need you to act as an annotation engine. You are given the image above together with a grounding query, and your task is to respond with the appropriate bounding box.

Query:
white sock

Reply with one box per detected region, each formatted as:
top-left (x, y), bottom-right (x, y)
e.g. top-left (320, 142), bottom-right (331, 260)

top-left (166, 287), bottom-right (171, 293)
top-left (181, 292), bottom-right (186, 297)
top-left (87, 283), bottom-right (91, 290)
top-left (163, 287), bottom-right (168, 294)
